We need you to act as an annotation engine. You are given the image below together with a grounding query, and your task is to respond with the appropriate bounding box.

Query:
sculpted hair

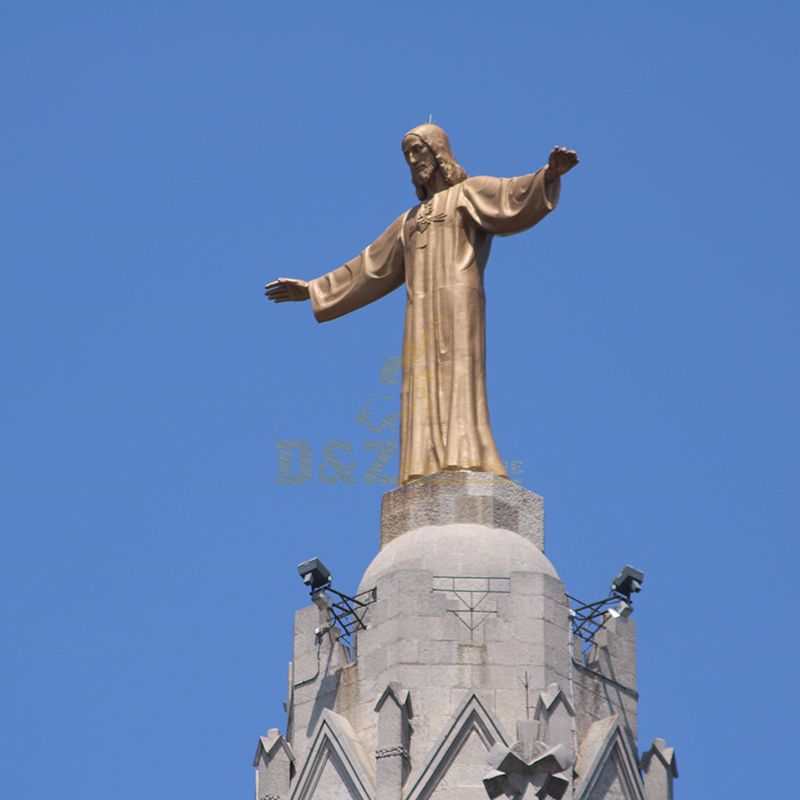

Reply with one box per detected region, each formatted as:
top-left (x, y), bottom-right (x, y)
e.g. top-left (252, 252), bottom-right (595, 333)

top-left (434, 156), bottom-right (468, 195)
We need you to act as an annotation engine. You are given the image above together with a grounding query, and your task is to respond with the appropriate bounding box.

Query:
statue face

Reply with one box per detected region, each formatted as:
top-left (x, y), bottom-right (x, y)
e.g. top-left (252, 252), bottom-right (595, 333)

top-left (403, 135), bottom-right (437, 185)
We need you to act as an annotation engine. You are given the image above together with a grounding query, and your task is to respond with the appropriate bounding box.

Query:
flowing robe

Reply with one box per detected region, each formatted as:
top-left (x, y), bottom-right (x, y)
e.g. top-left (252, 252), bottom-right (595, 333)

top-left (309, 168), bottom-right (560, 485)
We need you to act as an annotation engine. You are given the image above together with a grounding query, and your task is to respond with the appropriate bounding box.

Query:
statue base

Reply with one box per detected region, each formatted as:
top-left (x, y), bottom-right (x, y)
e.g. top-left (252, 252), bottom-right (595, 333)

top-left (380, 470), bottom-right (544, 551)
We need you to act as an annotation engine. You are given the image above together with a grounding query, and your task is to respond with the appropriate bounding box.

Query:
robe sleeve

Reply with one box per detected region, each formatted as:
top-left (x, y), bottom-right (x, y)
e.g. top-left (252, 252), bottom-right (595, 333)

top-left (308, 213), bottom-right (406, 323)
top-left (457, 168), bottom-right (560, 236)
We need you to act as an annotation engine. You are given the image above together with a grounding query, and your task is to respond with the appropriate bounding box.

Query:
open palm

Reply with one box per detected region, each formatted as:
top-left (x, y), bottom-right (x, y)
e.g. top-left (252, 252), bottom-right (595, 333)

top-left (265, 277), bottom-right (310, 303)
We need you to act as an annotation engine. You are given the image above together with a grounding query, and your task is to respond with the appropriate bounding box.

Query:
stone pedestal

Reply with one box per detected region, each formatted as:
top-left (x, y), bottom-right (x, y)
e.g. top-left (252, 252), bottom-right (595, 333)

top-left (253, 472), bottom-right (676, 800)
top-left (380, 471), bottom-right (544, 551)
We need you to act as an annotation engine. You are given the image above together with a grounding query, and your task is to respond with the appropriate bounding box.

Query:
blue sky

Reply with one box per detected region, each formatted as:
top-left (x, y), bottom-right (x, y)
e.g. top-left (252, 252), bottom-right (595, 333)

top-left (1, 3), bottom-right (797, 798)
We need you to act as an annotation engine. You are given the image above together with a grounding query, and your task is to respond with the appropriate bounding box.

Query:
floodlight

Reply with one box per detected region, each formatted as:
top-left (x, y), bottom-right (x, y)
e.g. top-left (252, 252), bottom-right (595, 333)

top-left (297, 557), bottom-right (332, 591)
top-left (608, 600), bottom-right (633, 619)
top-left (610, 565), bottom-right (644, 600)
top-left (312, 590), bottom-right (332, 611)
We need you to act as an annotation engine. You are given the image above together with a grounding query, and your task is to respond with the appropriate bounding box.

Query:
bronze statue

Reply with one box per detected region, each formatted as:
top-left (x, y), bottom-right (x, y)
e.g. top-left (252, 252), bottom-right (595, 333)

top-left (266, 124), bottom-right (578, 485)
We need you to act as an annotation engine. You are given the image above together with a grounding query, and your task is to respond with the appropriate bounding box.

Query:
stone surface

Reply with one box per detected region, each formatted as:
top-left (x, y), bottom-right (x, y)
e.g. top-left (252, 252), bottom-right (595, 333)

top-left (573, 716), bottom-right (647, 800)
top-left (254, 474), bottom-right (666, 800)
top-left (344, 522), bottom-right (568, 784)
top-left (403, 691), bottom-right (509, 800)
top-left (641, 739), bottom-right (677, 800)
top-left (534, 683), bottom-right (576, 753)
top-left (289, 709), bottom-right (375, 800)
top-left (573, 614), bottom-right (639, 753)
top-left (253, 729), bottom-right (295, 800)
top-left (379, 471), bottom-right (545, 550)
top-left (484, 718), bottom-right (573, 799)
top-left (361, 523), bottom-right (557, 593)
top-left (374, 683), bottom-right (412, 800)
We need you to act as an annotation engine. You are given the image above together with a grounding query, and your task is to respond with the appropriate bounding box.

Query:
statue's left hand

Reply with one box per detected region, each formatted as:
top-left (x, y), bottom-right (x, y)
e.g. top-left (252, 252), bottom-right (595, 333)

top-left (546, 146), bottom-right (579, 181)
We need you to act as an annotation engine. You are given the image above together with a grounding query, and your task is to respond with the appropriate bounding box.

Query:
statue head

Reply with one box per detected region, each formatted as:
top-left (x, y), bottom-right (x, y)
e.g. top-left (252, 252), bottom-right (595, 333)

top-left (402, 124), bottom-right (468, 201)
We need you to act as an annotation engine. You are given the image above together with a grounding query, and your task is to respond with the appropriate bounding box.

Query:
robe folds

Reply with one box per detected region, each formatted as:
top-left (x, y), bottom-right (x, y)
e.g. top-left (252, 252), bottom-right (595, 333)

top-left (309, 169), bottom-right (560, 485)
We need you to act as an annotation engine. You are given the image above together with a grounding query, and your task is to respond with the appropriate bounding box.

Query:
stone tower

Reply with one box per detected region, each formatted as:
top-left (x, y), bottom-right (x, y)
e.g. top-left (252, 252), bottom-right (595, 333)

top-left (253, 472), bottom-right (677, 800)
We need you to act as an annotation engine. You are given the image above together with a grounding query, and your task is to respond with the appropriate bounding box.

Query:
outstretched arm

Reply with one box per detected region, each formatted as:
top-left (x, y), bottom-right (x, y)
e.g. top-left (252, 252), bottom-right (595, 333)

top-left (459, 146), bottom-right (580, 236)
top-left (264, 213), bottom-right (406, 323)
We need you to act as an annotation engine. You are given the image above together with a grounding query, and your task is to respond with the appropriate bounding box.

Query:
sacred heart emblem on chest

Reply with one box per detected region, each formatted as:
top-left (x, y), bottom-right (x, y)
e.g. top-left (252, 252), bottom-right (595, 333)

top-left (412, 201), bottom-right (447, 248)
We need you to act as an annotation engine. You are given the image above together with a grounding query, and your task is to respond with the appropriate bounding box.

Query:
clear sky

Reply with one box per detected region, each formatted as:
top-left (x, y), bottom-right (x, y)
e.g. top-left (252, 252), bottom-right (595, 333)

top-left (2, 2), bottom-right (797, 798)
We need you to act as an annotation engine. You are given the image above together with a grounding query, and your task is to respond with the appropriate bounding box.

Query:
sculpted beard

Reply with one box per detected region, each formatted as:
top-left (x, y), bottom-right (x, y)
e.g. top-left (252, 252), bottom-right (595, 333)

top-left (411, 159), bottom-right (436, 192)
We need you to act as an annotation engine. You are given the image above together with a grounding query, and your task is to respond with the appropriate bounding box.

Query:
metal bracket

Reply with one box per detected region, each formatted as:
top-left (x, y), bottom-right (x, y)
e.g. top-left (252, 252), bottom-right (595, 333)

top-left (567, 592), bottom-right (633, 658)
top-left (311, 584), bottom-right (377, 652)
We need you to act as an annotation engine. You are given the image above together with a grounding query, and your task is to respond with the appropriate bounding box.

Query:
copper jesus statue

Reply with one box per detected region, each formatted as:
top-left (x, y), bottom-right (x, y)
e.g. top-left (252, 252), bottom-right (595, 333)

top-left (266, 124), bottom-right (579, 485)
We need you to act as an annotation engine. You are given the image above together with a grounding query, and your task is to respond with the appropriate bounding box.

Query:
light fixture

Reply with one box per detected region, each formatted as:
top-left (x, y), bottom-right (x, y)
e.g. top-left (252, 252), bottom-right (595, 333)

top-left (610, 565), bottom-right (644, 601)
top-left (297, 557), bottom-right (332, 591)
top-left (608, 600), bottom-right (633, 619)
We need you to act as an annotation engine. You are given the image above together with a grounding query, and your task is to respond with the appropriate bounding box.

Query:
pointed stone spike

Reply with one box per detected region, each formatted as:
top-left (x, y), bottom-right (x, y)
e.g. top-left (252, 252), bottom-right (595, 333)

top-left (641, 738), bottom-right (678, 800)
top-left (253, 729), bottom-right (295, 800)
top-left (374, 681), bottom-right (413, 716)
top-left (534, 683), bottom-right (576, 719)
top-left (375, 683), bottom-right (413, 800)
top-left (533, 683), bottom-right (575, 752)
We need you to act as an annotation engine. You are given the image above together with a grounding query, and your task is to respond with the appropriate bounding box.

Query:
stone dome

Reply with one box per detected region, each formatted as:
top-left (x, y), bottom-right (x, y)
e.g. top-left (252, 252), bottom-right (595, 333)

top-left (359, 523), bottom-right (558, 592)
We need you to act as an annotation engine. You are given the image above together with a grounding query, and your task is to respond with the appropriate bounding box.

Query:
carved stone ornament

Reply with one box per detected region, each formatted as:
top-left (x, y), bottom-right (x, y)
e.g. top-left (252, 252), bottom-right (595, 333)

top-left (483, 726), bottom-right (573, 800)
top-left (375, 745), bottom-right (409, 760)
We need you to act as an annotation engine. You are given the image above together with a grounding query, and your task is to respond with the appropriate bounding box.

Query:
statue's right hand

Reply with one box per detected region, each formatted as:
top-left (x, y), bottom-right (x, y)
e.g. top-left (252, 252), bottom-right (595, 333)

top-left (264, 277), bottom-right (310, 303)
